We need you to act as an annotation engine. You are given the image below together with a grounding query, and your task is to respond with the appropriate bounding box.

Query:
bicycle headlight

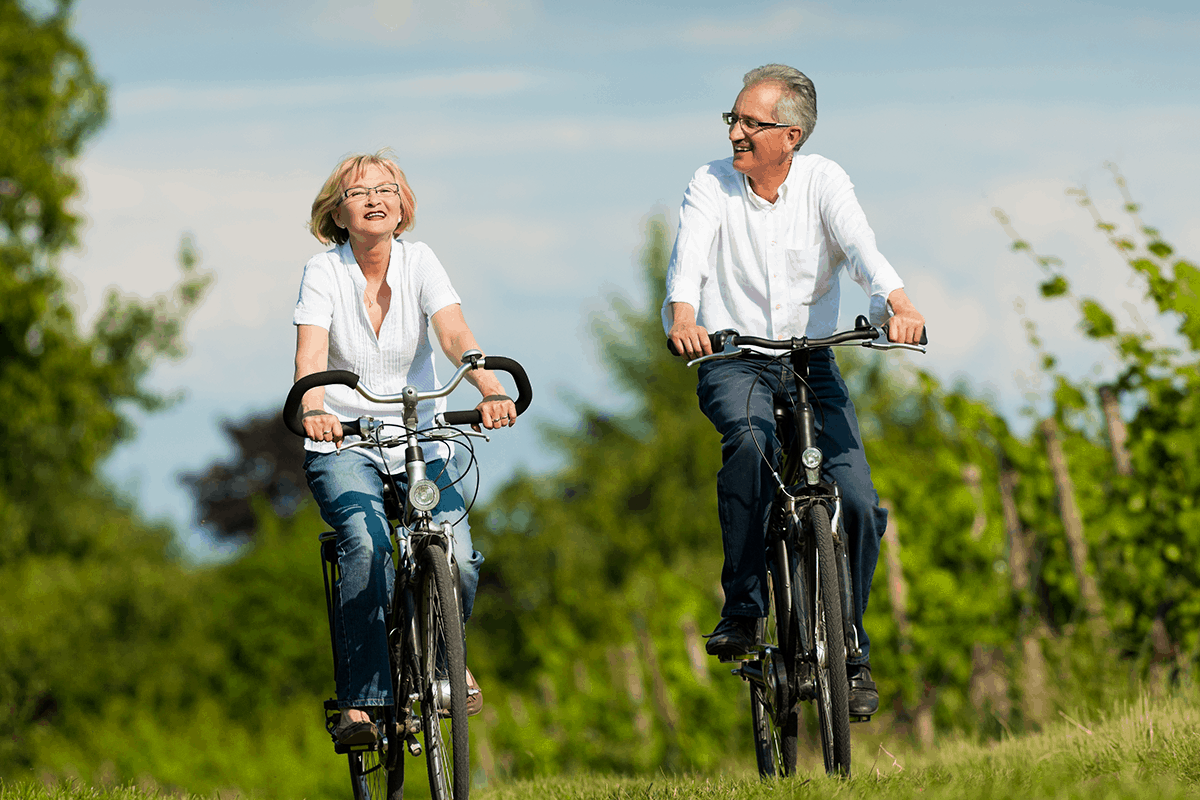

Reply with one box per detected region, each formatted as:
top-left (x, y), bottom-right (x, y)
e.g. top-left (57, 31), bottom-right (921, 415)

top-left (409, 479), bottom-right (441, 512)
top-left (801, 447), bottom-right (823, 470)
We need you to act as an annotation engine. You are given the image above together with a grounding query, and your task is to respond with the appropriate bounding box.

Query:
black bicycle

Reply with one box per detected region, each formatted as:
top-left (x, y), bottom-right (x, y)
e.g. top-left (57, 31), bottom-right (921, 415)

top-left (283, 351), bottom-right (532, 800)
top-left (674, 316), bottom-right (925, 778)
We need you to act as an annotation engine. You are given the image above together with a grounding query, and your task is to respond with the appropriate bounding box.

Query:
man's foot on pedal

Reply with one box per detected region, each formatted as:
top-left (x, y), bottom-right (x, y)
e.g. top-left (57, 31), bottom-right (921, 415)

top-left (702, 616), bottom-right (758, 657)
top-left (848, 663), bottom-right (879, 716)
top-left (435, 668), bottom-right (484, 717)
top-left (332, 712), bottom-right (378, 746)
top-left (466, 667), bottom-right (483, 717)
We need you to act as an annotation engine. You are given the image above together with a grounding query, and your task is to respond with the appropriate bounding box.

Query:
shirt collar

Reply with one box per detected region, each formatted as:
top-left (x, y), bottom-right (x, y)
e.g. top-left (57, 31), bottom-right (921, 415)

top-left (742, 157), bottom-right (795, 209)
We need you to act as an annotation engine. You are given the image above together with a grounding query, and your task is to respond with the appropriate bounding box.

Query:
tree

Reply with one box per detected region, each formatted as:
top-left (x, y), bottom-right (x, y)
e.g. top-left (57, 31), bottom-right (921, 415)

top-left (180, 412), bottom-right (308, 541)
top-left (0, 0), bottom-right (211, 776)
top-left (1, 0), bottom-right (210, 560)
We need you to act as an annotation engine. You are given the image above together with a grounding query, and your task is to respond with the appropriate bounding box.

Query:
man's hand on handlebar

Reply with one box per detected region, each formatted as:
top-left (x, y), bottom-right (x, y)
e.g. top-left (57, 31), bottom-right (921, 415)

top-left (303, 410), bottom-right (344, 445)
top-left (885, 288), bottom-right (925, 345)
top-left (667, 301), bottom-right (712, 359)
top-left (474, 395), bottom-right (518, 433)
top-left (668, 320), bottom-right (713, 359)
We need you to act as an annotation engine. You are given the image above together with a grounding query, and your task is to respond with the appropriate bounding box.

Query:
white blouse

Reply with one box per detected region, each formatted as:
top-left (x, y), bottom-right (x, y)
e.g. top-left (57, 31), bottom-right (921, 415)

top-left (293, 238), bottom-right (461, 469)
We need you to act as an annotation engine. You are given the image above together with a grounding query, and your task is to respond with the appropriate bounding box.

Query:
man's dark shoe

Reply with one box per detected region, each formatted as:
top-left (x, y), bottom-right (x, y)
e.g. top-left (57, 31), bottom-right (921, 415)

top-left (332, 713), bottom-right (378, 746)
top-left (848, 664), bottom-right (879, 716)
top-left (703, 616), bottom-right (758, 657)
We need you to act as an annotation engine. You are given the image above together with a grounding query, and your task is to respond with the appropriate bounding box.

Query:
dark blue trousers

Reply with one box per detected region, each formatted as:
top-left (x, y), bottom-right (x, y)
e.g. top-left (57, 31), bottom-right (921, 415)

top-left (696, 348), bottom-right (886, 666)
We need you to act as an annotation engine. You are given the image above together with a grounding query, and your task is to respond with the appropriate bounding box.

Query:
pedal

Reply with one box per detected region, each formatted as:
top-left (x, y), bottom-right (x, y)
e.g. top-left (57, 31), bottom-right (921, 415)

top-left (406, 733), bottom-right (422, 756)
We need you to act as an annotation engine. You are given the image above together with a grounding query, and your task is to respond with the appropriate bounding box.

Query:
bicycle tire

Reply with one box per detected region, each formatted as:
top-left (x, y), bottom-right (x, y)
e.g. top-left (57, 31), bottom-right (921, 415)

top-left (418, 541), bottom-right (470, 799)
top-left (807, 503), bottom-right (852, 775)
top-left (751, 562), bottom-right (799, 777)
top-left (349, 744), bottom-right (402, 800)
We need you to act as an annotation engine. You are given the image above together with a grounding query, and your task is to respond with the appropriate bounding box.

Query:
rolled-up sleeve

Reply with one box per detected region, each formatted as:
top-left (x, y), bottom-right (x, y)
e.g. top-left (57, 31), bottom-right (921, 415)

top-left (662, 167), bottom-right (722, 334)
top-left (819, 167), bottom-right (904, 324)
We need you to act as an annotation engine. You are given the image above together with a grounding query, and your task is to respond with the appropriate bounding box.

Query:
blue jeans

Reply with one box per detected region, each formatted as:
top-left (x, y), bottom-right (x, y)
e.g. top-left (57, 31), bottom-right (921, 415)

top-left (305, 449), bottom-right (484, 708)
top-left (696, 349), bottom-right (886, 666)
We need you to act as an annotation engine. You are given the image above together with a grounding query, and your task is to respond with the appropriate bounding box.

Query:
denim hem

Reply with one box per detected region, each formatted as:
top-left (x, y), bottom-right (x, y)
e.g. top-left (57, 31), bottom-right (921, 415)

top-left (334, 698), bottom-right (392, 709)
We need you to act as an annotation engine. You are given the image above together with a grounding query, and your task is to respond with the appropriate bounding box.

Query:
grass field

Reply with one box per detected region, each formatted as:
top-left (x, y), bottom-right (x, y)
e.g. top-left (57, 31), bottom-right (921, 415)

top-left (5, 690), bottom-right (1198, 800)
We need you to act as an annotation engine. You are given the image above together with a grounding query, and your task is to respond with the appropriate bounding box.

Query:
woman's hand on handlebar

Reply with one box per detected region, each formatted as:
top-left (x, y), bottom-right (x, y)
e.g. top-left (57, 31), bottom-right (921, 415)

top-left (303, 410), bottom-right (344, 444)
top-left (473, 394), bottom-right (518, 433)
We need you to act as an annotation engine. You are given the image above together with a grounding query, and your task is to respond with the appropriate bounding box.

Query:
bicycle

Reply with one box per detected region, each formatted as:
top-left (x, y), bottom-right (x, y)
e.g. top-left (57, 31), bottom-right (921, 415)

top-left (283, 350), bottom-right (532, 800)
top-left (672, 315), bottom-right (925, 778)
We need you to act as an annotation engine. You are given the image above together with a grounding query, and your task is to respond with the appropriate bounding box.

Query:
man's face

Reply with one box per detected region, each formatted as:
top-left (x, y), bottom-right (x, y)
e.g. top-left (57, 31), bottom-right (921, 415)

top-left (728, 82), bottom-right (801, 178)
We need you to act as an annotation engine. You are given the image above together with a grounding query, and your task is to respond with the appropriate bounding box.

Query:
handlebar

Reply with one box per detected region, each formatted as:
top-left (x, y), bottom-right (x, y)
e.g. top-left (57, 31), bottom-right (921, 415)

top-left (281, 355), bottom-right (533, 438)
top-left (442, 356), bottom-right (533, 425)
top-left (667, 315), bottom-right (927, 360)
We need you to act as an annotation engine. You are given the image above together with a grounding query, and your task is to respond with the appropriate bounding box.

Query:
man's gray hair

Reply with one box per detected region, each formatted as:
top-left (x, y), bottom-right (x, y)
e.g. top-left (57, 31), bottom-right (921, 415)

top-left (743, 64), bottom-right (817, 151)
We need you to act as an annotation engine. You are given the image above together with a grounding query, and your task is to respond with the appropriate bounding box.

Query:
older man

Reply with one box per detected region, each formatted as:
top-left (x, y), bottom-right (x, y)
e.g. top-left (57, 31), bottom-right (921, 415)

top-left (664, 64), bottom-right (924, 717)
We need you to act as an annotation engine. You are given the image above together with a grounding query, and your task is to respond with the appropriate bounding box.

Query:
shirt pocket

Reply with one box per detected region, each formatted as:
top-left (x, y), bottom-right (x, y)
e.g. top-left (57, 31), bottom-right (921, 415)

top-left (785, 245), bottom-right (822, 305)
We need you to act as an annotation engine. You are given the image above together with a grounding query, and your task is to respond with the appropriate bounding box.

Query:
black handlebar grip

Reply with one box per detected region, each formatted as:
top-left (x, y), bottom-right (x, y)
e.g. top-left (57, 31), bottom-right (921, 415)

top-left (441, 355), bottom-right (534, 426)
top-left (667, 328), bottom-right (736, 357)
top-left (282, 370), bottom-right (361, 437)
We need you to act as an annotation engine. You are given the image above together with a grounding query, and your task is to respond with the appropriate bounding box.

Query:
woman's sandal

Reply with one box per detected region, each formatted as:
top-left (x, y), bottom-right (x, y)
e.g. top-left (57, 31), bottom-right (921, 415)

top-left (332, 713), bottom-right (379, 746)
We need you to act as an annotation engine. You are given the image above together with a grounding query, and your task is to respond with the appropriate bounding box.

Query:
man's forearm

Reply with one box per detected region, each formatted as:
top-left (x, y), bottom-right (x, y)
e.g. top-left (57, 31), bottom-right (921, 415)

top-left (669, 301), bottom-right (697, 328)
top-left (887, 288), bottom-right (916, 313)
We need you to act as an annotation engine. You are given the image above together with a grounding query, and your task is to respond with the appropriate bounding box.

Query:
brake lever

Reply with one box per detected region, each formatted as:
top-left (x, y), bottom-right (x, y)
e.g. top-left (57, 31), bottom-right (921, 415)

top-left (686, 340), bottom-right (744, 368)
top-left (862, 340), bottom-right (927, 354)
top-left (427, 427), bottom-right (491, 442)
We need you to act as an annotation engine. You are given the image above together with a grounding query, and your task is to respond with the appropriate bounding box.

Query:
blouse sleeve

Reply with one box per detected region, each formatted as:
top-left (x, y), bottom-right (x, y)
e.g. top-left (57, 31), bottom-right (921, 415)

top-left (293, 254), bottom-right (336, 329)
top-left (413, 242), bottom-right (463, 318)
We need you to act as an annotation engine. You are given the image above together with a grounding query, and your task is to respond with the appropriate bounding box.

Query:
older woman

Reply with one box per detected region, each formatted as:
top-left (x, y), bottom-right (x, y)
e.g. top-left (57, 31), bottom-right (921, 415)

top-left (294, 151), bottom-right (514, 745)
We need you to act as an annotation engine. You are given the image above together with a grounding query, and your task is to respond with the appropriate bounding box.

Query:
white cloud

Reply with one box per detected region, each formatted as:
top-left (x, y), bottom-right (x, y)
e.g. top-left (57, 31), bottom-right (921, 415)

top-left (311, 0), bottom-right (541, 43)
top-left (678, 2), bottom-right (902, 46)
top-left (114, 70), bottom-right (539, 115)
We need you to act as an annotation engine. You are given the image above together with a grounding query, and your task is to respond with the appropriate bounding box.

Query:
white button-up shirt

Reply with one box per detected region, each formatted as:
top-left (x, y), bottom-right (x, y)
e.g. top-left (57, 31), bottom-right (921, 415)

top-left (293, 238), bottom-right (461, 469)
top-left (662, 153), bottom-right (904, 339)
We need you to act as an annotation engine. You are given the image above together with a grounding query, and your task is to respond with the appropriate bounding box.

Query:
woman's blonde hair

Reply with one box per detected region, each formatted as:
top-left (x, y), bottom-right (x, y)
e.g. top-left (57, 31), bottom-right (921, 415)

top-left (309, 150), bottom-right (417, 245)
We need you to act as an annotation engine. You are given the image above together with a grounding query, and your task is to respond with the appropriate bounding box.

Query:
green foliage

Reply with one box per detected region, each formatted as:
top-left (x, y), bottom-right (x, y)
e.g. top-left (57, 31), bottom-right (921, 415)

top-left (0, 0), bottom-right (212, 786)
top-left (997, 167), bottom-right (1200, 677)
top-left (468, 218), bottom-right (742, 775)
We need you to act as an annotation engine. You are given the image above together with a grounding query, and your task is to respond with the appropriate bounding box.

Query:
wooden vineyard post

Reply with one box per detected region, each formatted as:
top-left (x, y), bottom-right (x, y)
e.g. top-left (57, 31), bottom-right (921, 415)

top-left (1098, 386), bottom-right (1132, 477)
top-left (999, 469), bottom-right (1050, 728)
top-left (880, 500), bottom-right (934, 747)
top-left (1040, 418), bottom-right (1109, 640)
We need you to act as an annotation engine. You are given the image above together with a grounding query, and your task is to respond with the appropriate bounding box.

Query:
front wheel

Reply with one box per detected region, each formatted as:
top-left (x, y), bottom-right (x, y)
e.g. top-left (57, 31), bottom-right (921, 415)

top-left (807, 504), bottom-right (852, 775)
top-left (418, 541), bottom-right (470, 799)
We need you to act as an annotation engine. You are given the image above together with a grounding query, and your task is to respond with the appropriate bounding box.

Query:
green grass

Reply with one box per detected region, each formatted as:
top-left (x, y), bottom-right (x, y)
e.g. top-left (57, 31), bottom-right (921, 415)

top-left (5, 691), bottom-right (1198, 800)
top-left (477, 691), bottom-right (1200, 800)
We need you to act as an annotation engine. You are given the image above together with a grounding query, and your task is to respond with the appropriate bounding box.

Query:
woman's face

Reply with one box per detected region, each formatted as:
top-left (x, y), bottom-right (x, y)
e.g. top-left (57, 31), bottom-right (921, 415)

top-left (332, 163), bottom-right (403, 242)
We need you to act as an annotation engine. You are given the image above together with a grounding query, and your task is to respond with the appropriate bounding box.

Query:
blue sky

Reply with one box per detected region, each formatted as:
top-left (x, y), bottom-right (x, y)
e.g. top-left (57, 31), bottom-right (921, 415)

top-left (60, 0), bottom-right (1200, 550)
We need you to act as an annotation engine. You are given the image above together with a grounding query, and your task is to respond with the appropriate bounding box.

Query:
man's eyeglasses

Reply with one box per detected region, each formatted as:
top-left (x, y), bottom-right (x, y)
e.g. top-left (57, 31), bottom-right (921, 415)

top-left (342, 183), bottom-right (400, 203)
top-left (722, 112), bottom-right (793, 133)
